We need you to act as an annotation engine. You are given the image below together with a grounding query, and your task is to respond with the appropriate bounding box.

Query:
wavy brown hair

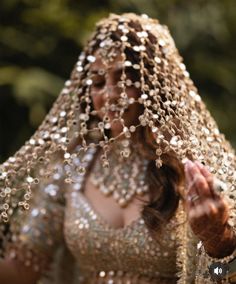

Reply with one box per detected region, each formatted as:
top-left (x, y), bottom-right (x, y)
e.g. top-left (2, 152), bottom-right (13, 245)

top-left (132, 124), bottom-right (184, 238)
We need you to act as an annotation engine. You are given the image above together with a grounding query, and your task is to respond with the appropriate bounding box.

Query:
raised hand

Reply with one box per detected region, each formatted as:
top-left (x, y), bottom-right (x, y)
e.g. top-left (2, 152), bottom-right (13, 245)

top-left (184, 160), bottom-right (235, 257)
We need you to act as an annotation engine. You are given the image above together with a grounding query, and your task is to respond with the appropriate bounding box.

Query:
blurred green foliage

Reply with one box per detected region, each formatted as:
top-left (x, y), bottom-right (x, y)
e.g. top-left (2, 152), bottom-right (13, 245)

top-left (0, 0), bottom-right (236, 162)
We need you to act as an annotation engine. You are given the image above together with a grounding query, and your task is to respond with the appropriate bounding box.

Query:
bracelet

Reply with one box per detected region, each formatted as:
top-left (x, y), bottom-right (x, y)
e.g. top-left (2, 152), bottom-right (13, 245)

top-left (198, 225), bottom-right (236, 263)
top-left (200, 243), bottom-right (236, 263)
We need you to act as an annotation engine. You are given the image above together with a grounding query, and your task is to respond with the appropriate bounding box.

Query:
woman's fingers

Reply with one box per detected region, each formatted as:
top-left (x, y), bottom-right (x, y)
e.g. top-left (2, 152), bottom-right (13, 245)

top-left (195, 161), bottom-right (223, 199)
top-left (184, 161), bottom-right (199, 210)
top-left (184, 160), bottom-right (212, 201)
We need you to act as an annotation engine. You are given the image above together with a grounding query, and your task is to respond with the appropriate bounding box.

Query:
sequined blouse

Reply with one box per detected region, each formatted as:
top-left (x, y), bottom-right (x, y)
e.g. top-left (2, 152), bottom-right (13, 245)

top-left (13, 147), bottom-right (180, 283)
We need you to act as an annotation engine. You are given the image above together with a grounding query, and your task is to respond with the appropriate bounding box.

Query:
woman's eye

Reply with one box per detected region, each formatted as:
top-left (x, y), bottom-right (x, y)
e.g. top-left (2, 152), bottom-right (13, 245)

top-left (93, 80), bottom-right (105, 88)
top-left (92, 75), bottom-right (105, 88)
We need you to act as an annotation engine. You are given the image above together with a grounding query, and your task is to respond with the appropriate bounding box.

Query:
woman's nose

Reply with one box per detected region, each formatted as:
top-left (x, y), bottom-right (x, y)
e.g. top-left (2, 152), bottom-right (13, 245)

top-left (104, 78), bottom-right (120, 100)
top-left (102, 86), bottom-right (121, 104)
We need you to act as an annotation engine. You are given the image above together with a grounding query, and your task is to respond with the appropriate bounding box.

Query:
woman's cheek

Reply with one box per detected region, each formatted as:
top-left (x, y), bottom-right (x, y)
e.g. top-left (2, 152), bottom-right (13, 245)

top-left (91, 92), bottom-right (105, 120)
top-left (91, 92), bottom-right (101, 110)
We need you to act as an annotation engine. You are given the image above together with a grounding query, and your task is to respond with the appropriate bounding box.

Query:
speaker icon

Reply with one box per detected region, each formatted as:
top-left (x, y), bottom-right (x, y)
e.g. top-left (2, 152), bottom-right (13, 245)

top-left (214, 267), bottom-right (223, 275)
top-left (209, 262), bottom-right (229, 281)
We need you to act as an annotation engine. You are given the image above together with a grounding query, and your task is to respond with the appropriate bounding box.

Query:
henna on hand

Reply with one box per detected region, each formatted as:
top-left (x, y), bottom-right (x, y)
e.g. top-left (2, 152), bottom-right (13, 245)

top-left (184, 160), bottom-right (236, 258)
top-left (203, 224), bottom-right (236, 258)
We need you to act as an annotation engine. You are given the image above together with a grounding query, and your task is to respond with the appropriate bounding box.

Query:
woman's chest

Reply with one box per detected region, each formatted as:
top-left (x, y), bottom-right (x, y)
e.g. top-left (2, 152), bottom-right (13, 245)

top-left (82, 175), bottom-right (150, 229)
top-left (63, 189), bottom-right (178, 278)
top-left (62, 145), bottom-right (178, 278)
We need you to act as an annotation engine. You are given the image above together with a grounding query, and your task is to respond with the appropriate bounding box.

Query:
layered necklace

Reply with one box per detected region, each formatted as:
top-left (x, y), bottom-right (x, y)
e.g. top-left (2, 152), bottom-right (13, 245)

top-left (90, 139), bottom-right (149, 208)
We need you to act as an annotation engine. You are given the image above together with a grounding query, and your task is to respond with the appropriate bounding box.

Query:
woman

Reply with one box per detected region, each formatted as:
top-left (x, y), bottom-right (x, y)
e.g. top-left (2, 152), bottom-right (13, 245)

top-left (0, 13), bottom-right (235, 283)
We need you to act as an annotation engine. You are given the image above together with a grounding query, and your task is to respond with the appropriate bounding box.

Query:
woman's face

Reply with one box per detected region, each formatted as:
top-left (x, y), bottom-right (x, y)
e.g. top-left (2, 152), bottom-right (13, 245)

top-left (90, 50), bottom-right (143, 137)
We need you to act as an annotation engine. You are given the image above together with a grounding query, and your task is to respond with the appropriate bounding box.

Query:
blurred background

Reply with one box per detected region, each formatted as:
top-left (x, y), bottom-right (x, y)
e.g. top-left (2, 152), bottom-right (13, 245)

top-left (0, 0), bottom-right (236, 162)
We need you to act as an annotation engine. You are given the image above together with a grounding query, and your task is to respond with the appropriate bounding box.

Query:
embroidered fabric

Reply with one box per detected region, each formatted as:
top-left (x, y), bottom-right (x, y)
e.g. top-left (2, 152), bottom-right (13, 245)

top-left (64, 147), bottom-right (178, 283)
top-left (8, 147), bottom-right (179, 283)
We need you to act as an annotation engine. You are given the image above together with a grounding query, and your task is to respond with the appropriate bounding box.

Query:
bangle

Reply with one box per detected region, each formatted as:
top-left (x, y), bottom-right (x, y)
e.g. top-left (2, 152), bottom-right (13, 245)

top-left (200, 244), bottom-right (236, 263)
top-left (198, 226), bottom-right (236, 263)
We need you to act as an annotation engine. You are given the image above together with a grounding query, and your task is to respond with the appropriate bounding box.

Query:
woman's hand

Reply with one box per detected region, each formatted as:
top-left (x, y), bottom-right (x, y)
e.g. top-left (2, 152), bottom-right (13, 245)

top-left (184, 160), bottom-right (236, 257)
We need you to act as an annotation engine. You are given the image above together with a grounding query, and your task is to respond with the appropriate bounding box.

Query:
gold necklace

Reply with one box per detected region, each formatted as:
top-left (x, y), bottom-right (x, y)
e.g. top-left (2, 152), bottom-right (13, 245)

top-left (90, 139), bottom-right (149, 207)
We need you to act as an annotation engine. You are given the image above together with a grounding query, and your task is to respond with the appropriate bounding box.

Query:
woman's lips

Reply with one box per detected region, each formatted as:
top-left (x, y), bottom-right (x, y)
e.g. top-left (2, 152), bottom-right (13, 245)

top-left (107, 108), bottom-right (129, 118)
top-left (108, 110), bottom-right (116, 117)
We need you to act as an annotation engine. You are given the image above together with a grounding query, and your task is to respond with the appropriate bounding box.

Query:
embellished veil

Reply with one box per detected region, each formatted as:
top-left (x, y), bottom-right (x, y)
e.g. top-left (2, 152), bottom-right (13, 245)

top-left (0, 13), bottom-right (235, 283)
